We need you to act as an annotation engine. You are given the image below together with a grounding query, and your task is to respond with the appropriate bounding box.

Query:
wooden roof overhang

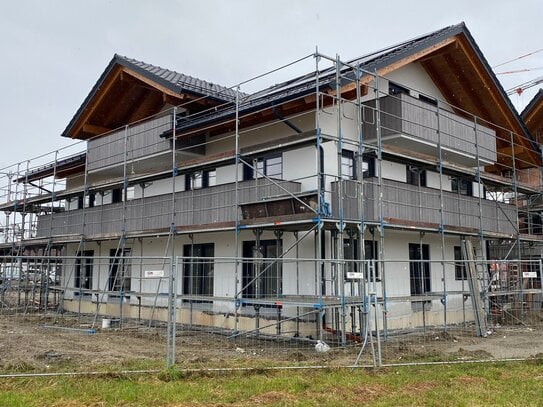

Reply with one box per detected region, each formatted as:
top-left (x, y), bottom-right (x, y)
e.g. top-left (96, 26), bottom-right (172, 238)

top-left (417, 35), bottom-right (540, 171)
top-left (522, 89), bottom-right (543, 143)
top-left (62, 60), bottom-right (227, 141)
top-left (167, 27), bottom-right (540, 173)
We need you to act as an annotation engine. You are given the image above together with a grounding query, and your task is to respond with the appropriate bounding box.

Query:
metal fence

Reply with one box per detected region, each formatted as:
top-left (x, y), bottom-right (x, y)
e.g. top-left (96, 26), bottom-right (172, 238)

top-left (0, 255), bottom-right (541, 373)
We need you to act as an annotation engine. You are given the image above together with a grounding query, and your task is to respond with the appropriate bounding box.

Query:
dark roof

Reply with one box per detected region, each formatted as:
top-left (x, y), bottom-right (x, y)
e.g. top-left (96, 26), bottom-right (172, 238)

top-left (61, 54), bottom-right (244, 138)
top-left (16, 152), bottom-right (86, 183)
top-left (521, 88), bottom-right (543, 119)
top-left (114, 55), bottom-right (243, 101)
top-left (168, 22), bottom-right (538, 157)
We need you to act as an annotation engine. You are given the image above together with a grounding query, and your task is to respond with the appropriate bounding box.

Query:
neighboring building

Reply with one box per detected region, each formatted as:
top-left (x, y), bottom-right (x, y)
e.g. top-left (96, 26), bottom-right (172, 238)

top-left (1, 22), bottom-right (542, 342)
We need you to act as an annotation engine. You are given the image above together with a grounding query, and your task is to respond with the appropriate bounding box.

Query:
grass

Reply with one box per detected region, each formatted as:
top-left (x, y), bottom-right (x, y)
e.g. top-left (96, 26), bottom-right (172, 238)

top-left (0, 360), bottom-right (542, 406)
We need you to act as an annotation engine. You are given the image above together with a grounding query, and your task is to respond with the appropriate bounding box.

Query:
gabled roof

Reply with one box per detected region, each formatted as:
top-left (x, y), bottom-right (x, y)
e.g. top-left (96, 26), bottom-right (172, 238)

top-left (113, 55), bottom-right (241, 101)
top-left (62, 54), bottom-right (242, 140)
top-left (521, 89), bottom-right (543, 142)
top-left (169, 22), bottom-right (540, 169)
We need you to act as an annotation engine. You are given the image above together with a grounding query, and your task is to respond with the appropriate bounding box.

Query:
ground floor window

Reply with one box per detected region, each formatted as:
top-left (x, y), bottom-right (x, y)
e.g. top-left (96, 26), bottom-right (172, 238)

top-left (409, 243), bottom-right (430, 296)
top-left (454, 246), bottom-right (468, 280)
top-left (108, 248), bottom-right (132, 293)
top-left (75, 250), bottom-right (93, 293)
top-left (242, 239), bottom-right (282, 299)
top-left (183, 243), bottom-right (214, 298)
top-left (343, 238), bottom-right (379, 280)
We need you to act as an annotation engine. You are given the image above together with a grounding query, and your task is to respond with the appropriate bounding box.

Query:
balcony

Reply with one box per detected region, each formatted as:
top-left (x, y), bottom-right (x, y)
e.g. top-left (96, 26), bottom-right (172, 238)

top-left (35, 179), bottom-right (302, 238)
top-left (362, 94), bottom-right (497, 166)
top-left (331, 178), bottom-right (517, 236)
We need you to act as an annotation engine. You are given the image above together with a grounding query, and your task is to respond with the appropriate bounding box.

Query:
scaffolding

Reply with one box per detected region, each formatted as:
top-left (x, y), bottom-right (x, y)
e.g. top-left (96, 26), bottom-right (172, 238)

top-left (0, 49), bottom-right (542, 367)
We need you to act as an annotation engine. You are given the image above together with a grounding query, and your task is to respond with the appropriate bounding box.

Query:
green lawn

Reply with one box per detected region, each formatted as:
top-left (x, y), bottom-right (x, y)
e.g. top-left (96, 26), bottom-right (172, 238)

top-left (1, 361), bottom-right (542, 406)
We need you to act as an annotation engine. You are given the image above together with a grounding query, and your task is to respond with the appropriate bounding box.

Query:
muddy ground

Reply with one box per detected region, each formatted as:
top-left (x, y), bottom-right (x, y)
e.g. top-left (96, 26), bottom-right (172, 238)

top-left (0, 313), bottom-right (542, 373)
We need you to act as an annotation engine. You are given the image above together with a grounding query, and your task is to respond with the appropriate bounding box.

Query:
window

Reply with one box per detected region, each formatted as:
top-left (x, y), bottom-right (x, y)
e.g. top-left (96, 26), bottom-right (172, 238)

top-left (406, 165), bottom-right (426, 187)
top-left (185, 169), bottom-right (216, 190)
top-left (341, 151), bottom-right (375, 180)
top-left (418, 94), bottom-right (438, 106)
top-left (532, 214), bottom-right (542, 235)
top-left (344, 238), bottom-right (379, 280)
top-left (183, 243), bottom-right (214, 299)
top-left (242, 239), bottom-right (282, 299)
top-left (108, 248), bottom-right (131, 293)
top-left (389, 82), bottom-right (410, 96)
top-left (362, 155), bottom-right (375, 178)
top-left (409, 243), bottom-right (430, 296)
top-left (75, 250), bottom-right (93, 293)
top-left (243, 155), bottom-right (283, 180)
top-left (451, 177), bottom-right (472, 196)
top-left (111, 188), bottom-right (122, 203)
top-left (341, 150), bottom-right (355, 180)
top-left (454, 246), bottom-right (467, 280)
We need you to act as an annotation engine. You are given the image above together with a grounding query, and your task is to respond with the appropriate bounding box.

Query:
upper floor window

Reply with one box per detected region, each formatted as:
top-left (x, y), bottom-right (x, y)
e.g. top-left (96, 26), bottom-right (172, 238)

top-left (389, 82), bottom-right (410, 96)
top-left (341, 150), bottom-right (355, 180)
top-left (244, 154), bottom-right (282, 180)
top-left (418, 94), bottom-right (438, 106)
top-left (451, 177), bottom-right (472, 196)
top-left (406, 165), bottom-right (426, 187)
top-left (341, 151), bottom-right (375, 180)
top-left (454, 246), bottom-right (467, 280)
top-left (185, 169), bottom-right (216, 191)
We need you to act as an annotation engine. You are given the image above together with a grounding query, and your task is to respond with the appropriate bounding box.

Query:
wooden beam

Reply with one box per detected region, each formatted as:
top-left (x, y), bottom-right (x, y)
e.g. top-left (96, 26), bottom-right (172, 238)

top-left (70, 65), bottom-right (122, 138)
top-left (455, 37), bottom-right (521, 136)
top-left (497, 145), bottom-right (525, 156)
top-left (82, 124), bottom-right (112, 136)
top-left (333, 37), bottom-right (456, 97)
top-left (122, 67), bottom-right (184, 100)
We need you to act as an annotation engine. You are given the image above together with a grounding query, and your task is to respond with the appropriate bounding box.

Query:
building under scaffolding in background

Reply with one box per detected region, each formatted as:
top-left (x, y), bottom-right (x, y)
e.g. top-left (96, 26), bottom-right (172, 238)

top-left (0, 22), bottom-right (542, 349)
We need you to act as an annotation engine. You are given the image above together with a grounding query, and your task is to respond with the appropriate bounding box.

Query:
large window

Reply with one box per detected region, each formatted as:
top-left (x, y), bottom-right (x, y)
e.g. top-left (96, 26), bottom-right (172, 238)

top-left (183, 243), bottom-right (214, 299)
top-left (341, 151), bottom-right (375, 180)
top-left (451, 177), bottom-right (473, 196)
top-left (454, 246), bottom-right (467, 280)
top-left (409, 243), bottom-right (430, 296)
top-left (75, 250), bottom-right (93, 294)
top-left (242, 239), bottom-right (282, 299)
top-left (108, 248), bottom-right (132, 294)
top-left (406, 165), bottom-right (426, 187)
top-left (341, 150), bottom-right (355, 180)
top-left (243, 155), bottom-right (282, 180)
top-left (344, 238), bottom-right (379, 280)
top-left (185, 169), bottom-right (216, 190)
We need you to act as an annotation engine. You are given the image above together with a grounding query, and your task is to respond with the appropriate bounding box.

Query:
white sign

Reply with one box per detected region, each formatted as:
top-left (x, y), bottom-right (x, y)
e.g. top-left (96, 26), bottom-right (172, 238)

top-left (523, 271), bottom-right (537, 278)
top-left (145, 270), bottom-right (164, 278)
top-left (346, 272), bottom-right (364, 280)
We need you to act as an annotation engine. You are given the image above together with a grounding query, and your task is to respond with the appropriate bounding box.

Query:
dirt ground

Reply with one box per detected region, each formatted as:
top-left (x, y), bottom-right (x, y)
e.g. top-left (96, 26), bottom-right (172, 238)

top-left (0, 313), bottom-right (542, 373)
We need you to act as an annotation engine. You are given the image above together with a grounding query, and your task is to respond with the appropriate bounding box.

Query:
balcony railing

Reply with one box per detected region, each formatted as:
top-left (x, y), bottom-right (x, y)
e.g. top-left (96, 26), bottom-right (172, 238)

top-left (362, 94), bottom-right (497, 165)
top-left (36, 179), bottom-right (302, 238)
top-left (87, 114), bottom-right (173, 172)
top-left (331, 178), bottom-right (517, 235)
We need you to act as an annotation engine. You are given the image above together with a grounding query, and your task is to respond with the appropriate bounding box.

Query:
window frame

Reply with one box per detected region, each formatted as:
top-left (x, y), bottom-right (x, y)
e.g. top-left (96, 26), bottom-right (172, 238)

top-left (243, 154), bottom-right (283, 181)
top-left (182, 243), bottom-right (214, 300)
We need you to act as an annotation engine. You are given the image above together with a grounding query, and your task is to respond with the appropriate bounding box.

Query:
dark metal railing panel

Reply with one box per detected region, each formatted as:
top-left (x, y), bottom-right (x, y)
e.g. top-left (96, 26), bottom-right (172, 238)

top-left (36, 179), bottom-right (301, 238)
top-left (332, 178), bottom-right (516, 235)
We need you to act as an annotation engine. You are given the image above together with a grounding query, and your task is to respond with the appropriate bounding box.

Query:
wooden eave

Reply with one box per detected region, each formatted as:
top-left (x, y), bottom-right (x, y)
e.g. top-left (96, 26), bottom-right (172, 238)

top-left (173, 31), bottom-right (540, 173)
top-left (419, 34), bottom-right (540, 170)
top-left (66, 65), bottom-right (188, 140)
top-left (522, 92), bottom-right (543, 143)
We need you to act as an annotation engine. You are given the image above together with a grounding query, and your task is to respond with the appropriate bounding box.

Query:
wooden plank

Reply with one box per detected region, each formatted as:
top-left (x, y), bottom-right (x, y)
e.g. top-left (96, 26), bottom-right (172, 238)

top-left (82, 124), bottom-right (112, 136)
top-left (70, 65), bottom-right (122, 138)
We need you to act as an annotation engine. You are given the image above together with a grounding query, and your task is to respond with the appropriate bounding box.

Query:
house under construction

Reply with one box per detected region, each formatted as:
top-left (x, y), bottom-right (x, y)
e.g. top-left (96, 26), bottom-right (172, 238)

top-left (1, 22), bottom-right (542, 345)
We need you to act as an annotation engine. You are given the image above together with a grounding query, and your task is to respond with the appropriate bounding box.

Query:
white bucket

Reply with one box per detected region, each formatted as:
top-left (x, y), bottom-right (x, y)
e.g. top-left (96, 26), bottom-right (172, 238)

top-left (101, 318), bottom-right (111, 329)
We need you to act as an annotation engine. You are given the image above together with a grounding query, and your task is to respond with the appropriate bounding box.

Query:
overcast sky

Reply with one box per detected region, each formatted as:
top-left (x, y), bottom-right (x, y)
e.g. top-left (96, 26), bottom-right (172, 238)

top-left (1, 0), bottom-right (542, 169)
